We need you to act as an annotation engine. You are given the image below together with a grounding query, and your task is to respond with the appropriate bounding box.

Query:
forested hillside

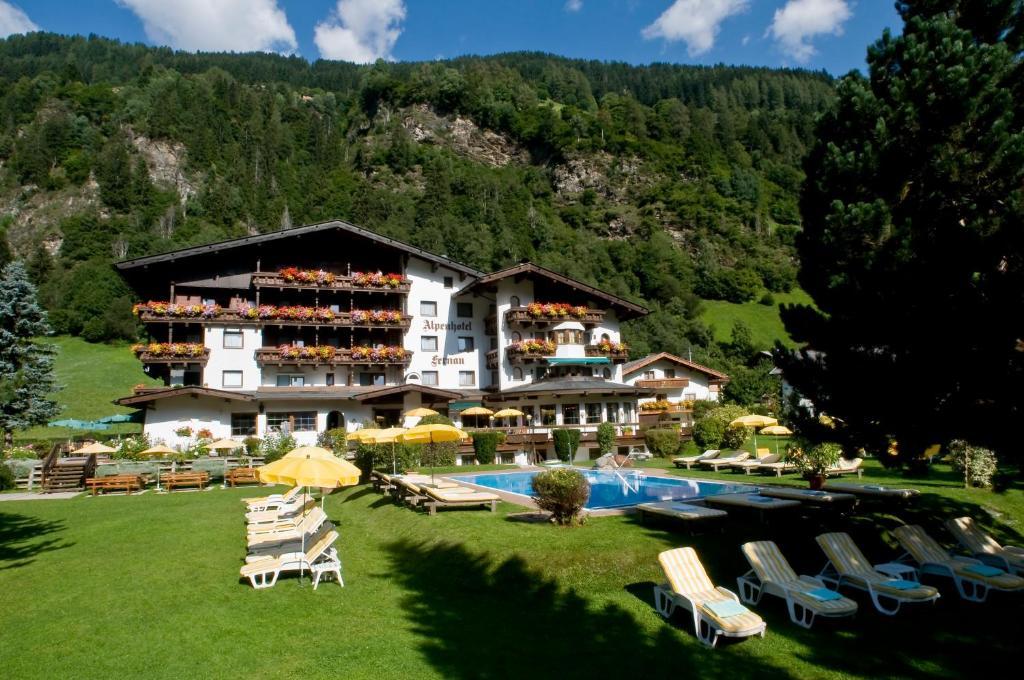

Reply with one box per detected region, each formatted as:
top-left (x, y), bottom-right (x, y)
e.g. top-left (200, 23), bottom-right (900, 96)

top-left (0, 33), bottom-right (833, 383)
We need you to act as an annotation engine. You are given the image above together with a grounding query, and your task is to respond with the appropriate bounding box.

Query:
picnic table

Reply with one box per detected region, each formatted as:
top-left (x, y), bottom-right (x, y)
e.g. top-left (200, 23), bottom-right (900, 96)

top-left (85, 474), bottom-right (145, 496)
top-left (163, 471), bottom-right (209, 492)
top-left (226, 467), bottom-right (261, 487)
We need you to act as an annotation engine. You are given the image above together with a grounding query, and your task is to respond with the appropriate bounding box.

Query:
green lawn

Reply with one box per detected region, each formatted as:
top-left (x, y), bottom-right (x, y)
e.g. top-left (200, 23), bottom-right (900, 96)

top-left (16, 336), bottom-right (160, 442)
top-left (1, 459), bottom-right (1022, 679)
top-left (701, 288), bottom-right (815, 349)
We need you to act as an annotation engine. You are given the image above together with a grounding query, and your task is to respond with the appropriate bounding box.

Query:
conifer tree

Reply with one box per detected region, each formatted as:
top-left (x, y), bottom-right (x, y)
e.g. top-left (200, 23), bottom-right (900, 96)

top-left (0, 261), bottom-right (60, 448)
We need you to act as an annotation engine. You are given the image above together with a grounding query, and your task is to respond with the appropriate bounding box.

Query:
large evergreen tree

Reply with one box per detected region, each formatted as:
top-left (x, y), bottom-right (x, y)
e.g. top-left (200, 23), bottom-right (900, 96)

top-left (0, 261), bottom-right (60, 448)
top-left (782, 1), bottom-right (1024, 464)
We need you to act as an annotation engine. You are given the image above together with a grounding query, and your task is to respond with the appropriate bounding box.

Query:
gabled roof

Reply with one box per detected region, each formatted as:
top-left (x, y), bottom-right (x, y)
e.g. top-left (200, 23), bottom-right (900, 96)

top-left (621, 352), bottom-right (730, 381)
top-left (114, 219), bottom-right (485, 277)
top-left (457, 262), bottom-right (648, 320)
top-left (483, 376), bottom-right (655, 402)
top-left (115, 386), bottom-right (255, 406)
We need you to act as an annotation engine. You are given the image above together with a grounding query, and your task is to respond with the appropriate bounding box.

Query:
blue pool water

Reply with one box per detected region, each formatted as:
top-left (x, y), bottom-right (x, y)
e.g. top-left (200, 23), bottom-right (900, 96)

top-left (454, 469), bottom-right (754, 510)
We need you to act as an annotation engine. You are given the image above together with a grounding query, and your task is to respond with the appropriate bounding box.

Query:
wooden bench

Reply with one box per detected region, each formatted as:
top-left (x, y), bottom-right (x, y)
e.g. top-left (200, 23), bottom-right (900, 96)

top-left (164, 471), bottom-right (210, 491)
top-left (85, 474), bottom-right (145, 496)
top-left (226, 467), bottom-right (261, 487)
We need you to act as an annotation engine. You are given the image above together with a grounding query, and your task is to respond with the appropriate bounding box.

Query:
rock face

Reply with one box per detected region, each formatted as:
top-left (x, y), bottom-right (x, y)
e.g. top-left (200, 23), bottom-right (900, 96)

top-left (399, 104), bottom-right (528, 168)
top-left (128, 131), bottom-right (198, 204)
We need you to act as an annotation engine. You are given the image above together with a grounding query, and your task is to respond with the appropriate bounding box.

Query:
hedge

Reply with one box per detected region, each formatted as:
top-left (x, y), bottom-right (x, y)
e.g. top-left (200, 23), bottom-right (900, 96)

top-left (552, 429), bottom-right (581, 462)
top-left (471, 431), bottom-right (501, 464)
top-left (644, 429), bottom-right (681, 458)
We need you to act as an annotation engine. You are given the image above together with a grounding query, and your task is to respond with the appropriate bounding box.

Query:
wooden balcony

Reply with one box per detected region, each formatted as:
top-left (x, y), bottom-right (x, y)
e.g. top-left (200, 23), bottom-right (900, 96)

top-left (251, 271), bottom-right (411, 294)
top-left (635, 378), bottom-right (690, 389)
top-left (486, 349), bottom-right (499, 369)
top-left (254, 347), bottom-right (412, 366)
top-left (136, 348), bottom-right (210, 365)
top-left (506, 349), bottom-right (555, 364)
top-left (139, 309), bottom-right (411, 330)
top-left (584, 345), bottom-right (630, 363)
top-left (504, 307), bottom-right (605, 327)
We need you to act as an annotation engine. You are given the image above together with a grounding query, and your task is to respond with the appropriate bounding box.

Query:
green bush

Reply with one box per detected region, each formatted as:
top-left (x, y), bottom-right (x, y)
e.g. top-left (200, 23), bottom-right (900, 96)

top-left (470, 431), bottom-right (501, 464)
top-left (421, 441), bottom-right (457, 468)
top-left (644, 429), bottom-right (680, 457)
top-left (596, 422), bottom-right (616, 455)
top-left (260, 433), bottom-right (296, 463)
top-left (552, 429), bottom-right (581, 462)
top-left (243, 437), bottom-right (261, 456)
top-left (355, 442), bottom-right (418, 474)
top-left (791, 441), bottom-right (842, 477)
top-left (948, 440), bottom-right (998, 488)
top-left (190, 458), bottom-right (227, 481)
top-left (317, 428), bottom-right (347, 455)
top-left (691, 400), bottom-right (718, 420)
top-left (0, 462), bottom-right (16, 490)
top-left (113, 434), bottom-right (150, 461)
top-left (418, 414), bottom-right (454, 426)
top-left (532, 468), bottom-right (589, 526)
top-left (692, 404), bottom-right (749, 449)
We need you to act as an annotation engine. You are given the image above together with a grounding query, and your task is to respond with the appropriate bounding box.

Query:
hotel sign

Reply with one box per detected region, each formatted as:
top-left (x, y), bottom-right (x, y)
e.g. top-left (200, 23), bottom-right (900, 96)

top-left (423, 320), bottom-right (472, 331)
top-left (430, 355), bottom-right (466, 366)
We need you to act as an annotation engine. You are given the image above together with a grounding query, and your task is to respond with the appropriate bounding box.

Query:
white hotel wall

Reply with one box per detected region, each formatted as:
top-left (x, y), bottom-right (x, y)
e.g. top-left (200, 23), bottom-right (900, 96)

top-left (623, 358), bottom-right (720, 404)
top-left (142, 396), bottom-right (239, 447)
top-left (204, 326), bottom-right (262, 390)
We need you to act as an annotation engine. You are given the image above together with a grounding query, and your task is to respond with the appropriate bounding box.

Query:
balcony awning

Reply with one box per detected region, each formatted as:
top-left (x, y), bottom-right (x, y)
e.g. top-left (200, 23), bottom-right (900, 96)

top-left (450, 400), bottom-right (482, 411)
top-left (546, 357), bottom-right (610, 365)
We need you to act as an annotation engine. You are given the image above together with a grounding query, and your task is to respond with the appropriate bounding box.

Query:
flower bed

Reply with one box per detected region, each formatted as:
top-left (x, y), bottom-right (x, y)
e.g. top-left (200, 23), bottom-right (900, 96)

top-left (525, 302), bottom-right (590, 319)
top-left (508, 339), bottom-right (557, 355)
top-left (351, 309), bottom-right (404, 324)
top-left (132, 342), bottom-right (207, 358)
top-left (351, 272), bottom-right (407, 288)
top-left (133, 301), bottom-right (221, 319)
top-left (350, 345), bottom-right (409, 362)
top-left (279, 267), bottom-right (337, 286)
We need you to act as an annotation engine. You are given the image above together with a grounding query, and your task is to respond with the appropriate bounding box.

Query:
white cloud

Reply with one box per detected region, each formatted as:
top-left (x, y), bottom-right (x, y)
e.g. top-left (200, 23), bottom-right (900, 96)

top-left (565, 0), bottom-right (584, 12)
top-left (768, 0), bottom-right (852, 62)
top-left (641, 0), bottom-right (749, 56)
top-left (314, 0), bottom-right (406, 63)
top-left (0, 1), bottom-right (38, 38)
top-left (116, 0), bottom-right (296, 53)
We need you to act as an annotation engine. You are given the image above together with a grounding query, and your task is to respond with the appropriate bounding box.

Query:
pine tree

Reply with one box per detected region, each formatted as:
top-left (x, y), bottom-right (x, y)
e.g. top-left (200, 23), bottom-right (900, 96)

top-left (0, 261), bottom-right (60, 448)
top-left (0, 229), bottom-right (11, 269)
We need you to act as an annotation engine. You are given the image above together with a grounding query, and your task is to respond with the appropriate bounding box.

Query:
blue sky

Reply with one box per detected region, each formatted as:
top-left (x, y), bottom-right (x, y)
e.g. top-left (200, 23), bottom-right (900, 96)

top-left (5, 1), bottom-right (902, 74)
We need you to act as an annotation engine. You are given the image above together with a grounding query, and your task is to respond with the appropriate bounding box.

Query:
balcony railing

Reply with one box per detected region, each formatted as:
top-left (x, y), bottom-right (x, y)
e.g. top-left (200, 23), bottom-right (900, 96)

top-left (486, 349), bottom-right (499, 369)
top-left (254, 347), bottom-right (412, 366)
top-left (252, 271), bottom-right (411, 293)
top-left (138, 308), bottom-right (411, 330)
top-left (506, 349), bottom-right (555, 364)
top-left (504, 307), bottom-right (605, 326)
top-left (584, 345), bottom-right (630, 363)
top-left (134, 346), bottom-right (210, 365)
top-left (634, 378), bottom-right (690, 389)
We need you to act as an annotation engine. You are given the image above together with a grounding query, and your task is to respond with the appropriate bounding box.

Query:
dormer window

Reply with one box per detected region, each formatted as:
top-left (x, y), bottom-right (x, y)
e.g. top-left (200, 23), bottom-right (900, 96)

top-left (510, 295), bottom-right (521, 308)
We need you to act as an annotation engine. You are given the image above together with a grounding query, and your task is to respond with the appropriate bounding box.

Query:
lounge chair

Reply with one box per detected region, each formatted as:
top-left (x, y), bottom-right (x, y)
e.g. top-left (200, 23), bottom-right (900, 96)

top-left (822, 482), bottom-right (919, 502)
top-left (729, 454), bottom-right (780, 475)
top-left (672, 450), bottom-right (719, 469)
top-left (243, 485), bottom-right (301, 512)
top-left (758, 487), bottom-right (857, 508)
top-left (421, 486), bottom-right (500, 516)
top-left (700, 452), bottom-right (750, 471)
top-left (653, 547), bottom-right (766, 647)
top-left (392, 478), bottom-right (476, 506)
top-left (246, 507), bottom-right (327, 549)
top-left (246, 521), bottom-right (336, 559)
top-left (738, 541), bottom-right (857, 628)
top-left (704, 493), bottom-right (800, 521)
top-left (892, 525), bottom-right (1024, 602)
top-left (825, 457), bottom-right (863, 478)
top-left (815, 532), bottom-right (939, 615)
top-left (636, 501), bottom-right (728, 528)
top-left (245, 498), bottom-right (315, 525)
top-left (240, 529), bottom-right (342, 589)
top-left (757, 459), bottom-right (798, 477)
top-left (946, 516), bottom-right (1024, 575)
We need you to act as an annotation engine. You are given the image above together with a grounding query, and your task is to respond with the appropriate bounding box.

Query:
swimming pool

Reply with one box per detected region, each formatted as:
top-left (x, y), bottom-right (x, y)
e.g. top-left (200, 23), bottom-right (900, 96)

top-left (453, 469), bottom-right (755, 510)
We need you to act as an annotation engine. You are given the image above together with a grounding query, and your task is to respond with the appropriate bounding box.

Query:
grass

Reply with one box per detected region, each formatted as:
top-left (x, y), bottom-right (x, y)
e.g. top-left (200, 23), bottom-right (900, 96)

top-left (701, 288), bottom-right (815, 348)
top-left (1, 459), bottom-right (1022, 679)
top-left (16, 336), bottom-right (160, 442)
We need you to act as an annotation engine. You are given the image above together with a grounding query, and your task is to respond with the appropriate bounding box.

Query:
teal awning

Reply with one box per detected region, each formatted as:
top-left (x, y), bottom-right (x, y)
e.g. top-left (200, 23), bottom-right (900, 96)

top-left (546, 357), bottom-right (611, 365)
top-left (450, 401), bottom-right (482, 410)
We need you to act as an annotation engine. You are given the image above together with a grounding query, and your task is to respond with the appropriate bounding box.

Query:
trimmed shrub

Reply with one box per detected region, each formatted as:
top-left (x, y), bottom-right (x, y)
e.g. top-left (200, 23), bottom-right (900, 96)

top-left (421, 441), bottom-right (457, 469)
top-left (644, 429), bottom-right (680, 458)
top-left (552, 429), bottom-right (581, 462)
top-left (596, 422), bottom-right (616, 455)
top-left (471, 431), bottom-right (501, 464)
top-left (948, 440), bottom-right (998, 488)
top-left (692, 404), bottom-right (749, 450)
top-left (243, 437), bottom-right (261, 456)
top-left (355, 442), bottom-right (418, 474)
top-left (532, 468), bottom-right (589, 526)
top-left (0, 462), bottom-right (16, 490)
top-left (418, 414), bottom-right (454, 426)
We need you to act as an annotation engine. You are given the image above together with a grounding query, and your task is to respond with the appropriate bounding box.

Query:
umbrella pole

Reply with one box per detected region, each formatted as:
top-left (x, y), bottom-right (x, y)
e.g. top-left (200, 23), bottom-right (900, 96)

top-left (392, 441), bottom-right (397, 476)
top-left (300, 485), bottom-right (308, 586)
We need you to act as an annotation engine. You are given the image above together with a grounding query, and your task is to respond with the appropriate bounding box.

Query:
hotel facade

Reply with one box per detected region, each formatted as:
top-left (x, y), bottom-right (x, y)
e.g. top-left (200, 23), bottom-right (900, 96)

top-left (115, 220), bottom-right (725, 461)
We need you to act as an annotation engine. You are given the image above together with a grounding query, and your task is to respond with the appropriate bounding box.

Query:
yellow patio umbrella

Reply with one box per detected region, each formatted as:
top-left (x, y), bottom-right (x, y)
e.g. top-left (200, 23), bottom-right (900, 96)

top-left (403, 407), bottom-right (439, 419)
top-left (459, 406), bottom-right (493, 428)
top-left (401, 423), bottom-right (469, 481)
top-left (140, 443), bottom-right (176, 491)
top-left (73, 442), bottom-right (116, 455)
top-left (283, 445), bottom-right (337, 460)
top-left (206, 438), bottom-right (243, 451)
top-left (729, 415), bottom-right (778, 456)
top-left (359, 427), bottom-right (408, 475)
top-left (759, 425), bottom-right (793, 456)
top-left (346, 429), bottom-right (378, 443)
top-left (491, 407), bottom-right (525, 427)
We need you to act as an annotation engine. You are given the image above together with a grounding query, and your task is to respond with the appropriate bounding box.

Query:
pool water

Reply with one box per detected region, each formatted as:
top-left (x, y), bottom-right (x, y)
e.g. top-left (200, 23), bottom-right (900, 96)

top-left (454, 469), bottom-right (754, 510)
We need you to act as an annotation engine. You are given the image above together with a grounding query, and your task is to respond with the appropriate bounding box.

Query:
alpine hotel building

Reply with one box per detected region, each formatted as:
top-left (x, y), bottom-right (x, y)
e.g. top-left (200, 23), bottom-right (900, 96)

top-left (115, 220), bottom-right (726, 462)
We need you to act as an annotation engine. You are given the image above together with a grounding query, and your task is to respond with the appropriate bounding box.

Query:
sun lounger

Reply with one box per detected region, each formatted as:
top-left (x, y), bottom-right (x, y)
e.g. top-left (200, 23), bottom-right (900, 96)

top-left (825, 457), bottom-right (863, 478)
top-left (822, 482), bottom-right (919, 502)
top-left (653, 547), bottom-right (766, 647)
top-left (700, 452), bottom-right (750, 471)
top-left (738, 540), bottom-right (857, 628)
top-left (729, 454), bottom-right (780, 475)
top-left (240, 529), bottom-right (342, 589)
top-left (673, 450), bottom-right (720, 469)
top-left (704, 493), bottom-right (799, 521)
top-left (756, 460), bottom-right (798, 477)
top-left (246, 521), bottom-right (336, 559)
top-left (245, 499), bottom-right (316, 525)
top-left (758, 487), bottom-right (857, 508)
top-left (815, 532), bottom-right (939, 615)
top-left (892, 524), bottom-right (1024, 602)
top-left (393, 477), bottom-right (477, 506)
top-left (243, 485), bottom-right (300, 511)
top-left (946, 516), bottom-right (1024, 575)
top-left (636, 501), bottom-right (728, 528)
top-left (421, 486), bottom-right (500, 516)
top-left (246, 507), bottom-right (327, 549)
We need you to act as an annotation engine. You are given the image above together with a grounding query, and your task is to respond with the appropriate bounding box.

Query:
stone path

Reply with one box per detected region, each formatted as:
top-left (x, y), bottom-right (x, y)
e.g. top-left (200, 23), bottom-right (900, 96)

top-left (0, 491), bottom-right (80, 502)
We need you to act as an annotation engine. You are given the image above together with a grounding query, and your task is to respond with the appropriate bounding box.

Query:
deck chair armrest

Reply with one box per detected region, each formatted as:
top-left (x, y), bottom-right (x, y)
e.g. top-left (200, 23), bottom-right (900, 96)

top-left (798, 574), bottom-right (827, 588)
top-left (715, 586), bottom-right (741, 602)
top-left (246, 554), bottom-right (274, 563)
top-left (950, 555), bottom-right (983, 566)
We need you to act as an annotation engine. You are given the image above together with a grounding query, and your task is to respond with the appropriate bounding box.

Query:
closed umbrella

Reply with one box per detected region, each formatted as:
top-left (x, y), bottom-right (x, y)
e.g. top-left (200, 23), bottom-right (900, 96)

top-left (759, 425), bottom-right (793, 456)
top-left (400, 424), bottom-right (468, 482)
top-left (729, 415), bottom-right (778, 456)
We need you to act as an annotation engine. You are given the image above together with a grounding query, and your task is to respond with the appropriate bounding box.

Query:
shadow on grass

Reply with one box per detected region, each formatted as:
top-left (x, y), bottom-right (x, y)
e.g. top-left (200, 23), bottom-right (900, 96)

top-left (0, 511), bottom-right (69, 570)
top-left (383, 538), bottom-right (790, 679)
top-left (341, 486), bottom-right (377, 504)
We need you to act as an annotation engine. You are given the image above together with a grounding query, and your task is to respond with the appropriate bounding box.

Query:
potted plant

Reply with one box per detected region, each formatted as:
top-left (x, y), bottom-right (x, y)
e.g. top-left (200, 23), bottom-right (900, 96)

top-left (791, 441), bottom-right (842, 489)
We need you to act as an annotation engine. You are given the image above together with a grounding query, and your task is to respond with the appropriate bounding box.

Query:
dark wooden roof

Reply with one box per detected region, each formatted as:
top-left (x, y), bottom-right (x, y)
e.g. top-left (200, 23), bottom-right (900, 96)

top-left (115, 386), bottom-right (255, 406)
top-left (621, 352), bottom-right (730, 381)
top-left (483, 377), bottom-right (655, 402)
top-left (114, 219), bottom-right (485, 277)
top-left (456, 262), bottom-right (648, 319)
top-left (355, 384), bottom-right (463, 404)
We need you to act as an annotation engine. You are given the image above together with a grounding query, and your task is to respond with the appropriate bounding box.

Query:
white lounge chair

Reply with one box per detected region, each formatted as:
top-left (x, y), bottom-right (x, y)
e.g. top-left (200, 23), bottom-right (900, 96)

top-left (653, 547), bottom-right (766, 648)
top-left (240, 529), bottom-right (342, 589)
top-left (946, 516), bottom-right (1024, 575)
top-left (699, 452), bottom-right (750, 471)
top-left (673, 450), bottom-right (719, 469)
top-left (738, 540), bottom-right (857, 628)
top-left (729, 454), bottom-right (780, 475)
top-left (243, 485), bottom-right (301, 512)
top-left (246, 507), bottom-right (327, 549)
top-left (893, 524), bottom-right (1024, 602)
top-left (245, 498), bottom-right (315, 525)
top-left (816, 532), bottom-right (939, 615)
top-left (825, 457), bottom-right (863, 478)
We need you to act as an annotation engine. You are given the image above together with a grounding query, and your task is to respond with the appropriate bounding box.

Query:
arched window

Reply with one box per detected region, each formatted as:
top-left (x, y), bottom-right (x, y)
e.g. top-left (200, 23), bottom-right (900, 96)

top-left (405, 372), bottom-right (420, 383)
top-left (510, 295), bottom-right (521, 308)
top-left (512, 367), bottom-right (523, 381)
top-left (602, 368), bottom-right (611, 379)
top-left (601, 333), bottom-right (610, 342)
top-left (511, 331), bottom-right (522, 343)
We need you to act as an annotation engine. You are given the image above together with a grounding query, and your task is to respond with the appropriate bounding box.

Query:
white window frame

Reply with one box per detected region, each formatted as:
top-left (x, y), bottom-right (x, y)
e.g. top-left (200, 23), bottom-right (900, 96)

top-left (458, 371), bottom-right (476, 387)
top-left (421, 336), bottom-right (438, 351)
top-left (422, 371), bottom-right (439, 386)
top-left (222, 370), bottom-right (243, 388)
top-left (420, 300), bottom-right (437, 317)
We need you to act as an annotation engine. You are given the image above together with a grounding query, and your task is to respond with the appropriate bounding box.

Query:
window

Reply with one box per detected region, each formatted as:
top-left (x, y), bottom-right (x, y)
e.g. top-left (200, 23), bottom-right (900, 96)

top-left (586, 403), bottom-right (603, 424)
top-left (459, 371), bottom-right (476, 386)
top-left (457, 336), bottom-right (474, 352)
top-left (326, 373), bottom-right (335, 386)
top-left (489, 337), bottom-right (498, 350)
top-left (643, 370), bottom-right (656, 380)
top-left (665, 369), bottom-right (676, 379)
top-left (267, 411), bottom-right (316, 432)
top-left (420, 301), bottom-right (437, 317)
top-left (422, 371), bottom-right (439, 386)
top-left (541, 405), bottom-right (556, 426)
top-left (443, 276), bottom-right (454, 289)
top-left (512, 367), bottom-right (523, 381)
top-left (231, 413), bottom-right (256, 437)
top-left (623, 402), bottom-right (635, 423)
top-left (223, 329), bottom-right (243, 349)
top-left (275, 374), bottom-right (305, 387)
top-left (606, 402), bottom-right (620, 423)
top-left (510, 295), bottom-right (521, 308)
top-left (511, 331), bottom-right (522, 342)
top-left (222, 370), bottom-right (243, 388)
top-left (421, 336), bottom-right (438, 351)
top-left (457, 302), bottom-right (473, 318)
top-left (562, 404), bottom-right (580, 425)
top-left (490, 370), bottom-right (498, 385)
top-left (535, 366), bottom-right (548, 380)
top-left (555, 329), bottom-right (583, 345)
top-left (359, 372), bottom-right (385, 386)
top-left (602, 367), bottom-right (611, 379)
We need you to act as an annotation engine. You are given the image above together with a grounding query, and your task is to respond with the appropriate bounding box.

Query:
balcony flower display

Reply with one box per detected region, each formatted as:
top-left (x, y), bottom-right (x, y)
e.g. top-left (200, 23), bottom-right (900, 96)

top-left (240, 305), bottom-right (336, 322)
top-left (351, 271), bottom-right (406, 288)
top-left (242, 304), bottom-right (279, 320)
top-left (641, 400), bottom-right (674, 411)
top-left (133, 301), bottom-right (221, 319)
top-left (132, 342), bottom-right (206, 358)
top-left (350, 345), bottom-right (409, 362)
top-left (351, 309), bottom-right (403, 324)
top-left (508, 339), bottom-right (557, 354)
top-left (524, 302), bottom-right (591, 319)
top-left (596, 339), bottom-right (628, 355)
top-left (276, 344), bottom-right (338, 361)
top-left (279, 267), bottom-right (337, 286)
top-left (174, 426), bottom-right (193, 437)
